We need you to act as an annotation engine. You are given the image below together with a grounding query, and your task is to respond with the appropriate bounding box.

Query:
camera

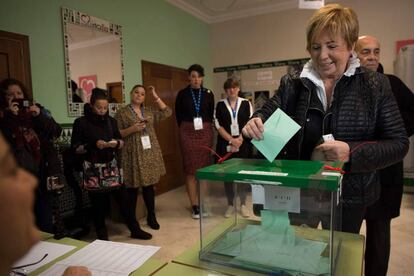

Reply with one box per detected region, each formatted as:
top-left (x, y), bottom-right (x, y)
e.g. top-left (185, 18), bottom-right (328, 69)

top-left (12, 98), bottom-right (32, 108)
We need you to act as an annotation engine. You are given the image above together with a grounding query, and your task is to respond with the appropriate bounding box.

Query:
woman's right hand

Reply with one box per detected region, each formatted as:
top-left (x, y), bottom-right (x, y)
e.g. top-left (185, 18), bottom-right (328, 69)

top-left (8, 101), bottom-right (19, 115)
top-left (242, 117), bottom-right (264, 140)
top-left (133, 121), bottom-right (146, 132)
top-left (96, 140), bottom-right (107, 149)
top-left (62, 266), bottom-right (91, 276)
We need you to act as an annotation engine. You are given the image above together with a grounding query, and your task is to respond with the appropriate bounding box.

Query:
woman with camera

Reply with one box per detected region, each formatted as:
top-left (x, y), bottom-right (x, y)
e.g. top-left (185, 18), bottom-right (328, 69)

top-left (0, 78), bottom-right (62, 233)
top-left (115, 85), bottom-right (171, 231)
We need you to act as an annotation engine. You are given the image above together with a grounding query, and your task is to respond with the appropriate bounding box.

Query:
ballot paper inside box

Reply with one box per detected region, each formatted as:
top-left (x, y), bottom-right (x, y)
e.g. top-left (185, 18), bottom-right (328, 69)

top-left (196, 158), bottom-right (343, 276)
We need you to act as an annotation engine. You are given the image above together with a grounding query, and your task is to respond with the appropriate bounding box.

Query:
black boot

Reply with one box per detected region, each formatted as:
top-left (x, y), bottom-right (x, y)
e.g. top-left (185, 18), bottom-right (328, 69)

top-left (96, 227), bottom-right (109, 241)
top-left (131, 228), bottom-right (152, 240)
top-left (147, 214), bottom-right (160, 230)
top-left (143, 185), bottom-right (160, 230)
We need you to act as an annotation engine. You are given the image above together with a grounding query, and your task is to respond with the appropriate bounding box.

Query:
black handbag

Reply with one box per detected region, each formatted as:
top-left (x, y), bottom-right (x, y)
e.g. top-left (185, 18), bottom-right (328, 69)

top-left (82, 157), bottom-right (123, 192)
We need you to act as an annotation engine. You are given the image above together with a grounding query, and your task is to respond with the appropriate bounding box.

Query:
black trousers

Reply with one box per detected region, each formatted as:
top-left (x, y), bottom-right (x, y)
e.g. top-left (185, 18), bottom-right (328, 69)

top-left (34, 188), bottom-right (53, 232)
top-left (127, 186), bottom-right (156, 218)
top-left (365, 218), bottom-right (391, 276)
top-left (341, 206), bottom-right (367, 233)
top-left (88, 187), bottom-right (140, 239)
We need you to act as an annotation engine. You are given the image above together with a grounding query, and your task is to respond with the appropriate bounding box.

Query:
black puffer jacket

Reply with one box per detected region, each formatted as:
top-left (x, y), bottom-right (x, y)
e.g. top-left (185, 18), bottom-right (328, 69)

top-left (254, 66), bottom-right (409, 207)
top-left (71, 104), bottom-right (122, 164)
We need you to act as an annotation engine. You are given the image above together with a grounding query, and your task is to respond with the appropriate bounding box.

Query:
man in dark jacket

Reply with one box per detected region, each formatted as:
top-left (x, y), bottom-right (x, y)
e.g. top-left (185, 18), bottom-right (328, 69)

top-left (356, 35), bottom-right (414, 276)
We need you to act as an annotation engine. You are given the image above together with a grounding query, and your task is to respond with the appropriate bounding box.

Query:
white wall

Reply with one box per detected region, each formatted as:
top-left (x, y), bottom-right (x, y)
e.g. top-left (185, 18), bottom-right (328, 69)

top-left (69, 40), bottom-right (122, 92)
top-left (210, 0), bottom-right (414, 95)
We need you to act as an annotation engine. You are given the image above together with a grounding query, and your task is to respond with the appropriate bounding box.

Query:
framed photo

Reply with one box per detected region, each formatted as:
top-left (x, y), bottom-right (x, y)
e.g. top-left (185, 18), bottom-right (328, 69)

top-left (78, 75), bottom-right (97, 103)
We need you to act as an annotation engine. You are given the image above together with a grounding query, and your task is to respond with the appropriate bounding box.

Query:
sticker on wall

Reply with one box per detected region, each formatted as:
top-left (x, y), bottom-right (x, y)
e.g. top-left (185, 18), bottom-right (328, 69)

top-left (257, 71), bottom-right (273, 81)
top-left (79, 75), bottom-right (97, 103)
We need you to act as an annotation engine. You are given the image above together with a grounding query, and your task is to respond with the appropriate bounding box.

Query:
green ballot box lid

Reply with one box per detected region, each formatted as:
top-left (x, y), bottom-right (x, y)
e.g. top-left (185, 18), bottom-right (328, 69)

top-left (196, 158), bottom-right (343, 191)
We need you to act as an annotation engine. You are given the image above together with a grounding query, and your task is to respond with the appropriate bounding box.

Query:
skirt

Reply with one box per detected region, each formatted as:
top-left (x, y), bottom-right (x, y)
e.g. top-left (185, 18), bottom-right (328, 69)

top-left (179, 121), bottom-right (213, 175)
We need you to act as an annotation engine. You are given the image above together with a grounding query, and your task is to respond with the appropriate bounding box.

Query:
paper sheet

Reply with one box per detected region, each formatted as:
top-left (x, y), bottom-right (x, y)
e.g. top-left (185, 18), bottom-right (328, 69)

top-left (251, 108), bottom-right (300, 162)
top-left (11, 241), bottom-right (76, 273)
top-left (264, 186), bottom-right (301, 213)
top-left (39, 240), bottom-right (160, 276)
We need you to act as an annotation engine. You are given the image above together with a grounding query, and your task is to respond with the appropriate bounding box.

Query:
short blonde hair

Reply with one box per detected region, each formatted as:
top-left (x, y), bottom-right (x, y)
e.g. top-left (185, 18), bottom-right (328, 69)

top-left (306, 4), bottom-right (359, 51)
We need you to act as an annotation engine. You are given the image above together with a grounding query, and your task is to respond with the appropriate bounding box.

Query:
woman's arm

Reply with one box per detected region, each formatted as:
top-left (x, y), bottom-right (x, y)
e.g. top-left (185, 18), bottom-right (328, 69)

top-left (341, 76), bottom-right (408, 173)
top-left (118, 124), bottom-right (142, 138)
top-left (32, 106), bottom-right (62, 140)
top-left (150, 86), bottom-right (172, 121)
top-left (110, 118), bottom-right (124, 149)
top-left (149, 86), bottom-right (168, 110)
top-left (115, 109), bottom-right (145, 138)
top-left (70, 118), bottom-right (87, 154)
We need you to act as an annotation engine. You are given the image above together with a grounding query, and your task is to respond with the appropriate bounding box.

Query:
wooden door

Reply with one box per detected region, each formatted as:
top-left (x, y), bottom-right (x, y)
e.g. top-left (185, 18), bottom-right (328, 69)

top-left (106, 81), bottom-right (122, 103)
top-left (0, 30), bottom-right (32, 98)
top-left (142, 60), bottom-right (188, 195)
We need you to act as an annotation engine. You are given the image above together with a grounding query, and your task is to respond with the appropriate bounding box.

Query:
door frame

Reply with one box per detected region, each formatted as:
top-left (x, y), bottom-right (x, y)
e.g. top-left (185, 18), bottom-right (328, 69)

top-left (0, 30), bottom-right (33, 98)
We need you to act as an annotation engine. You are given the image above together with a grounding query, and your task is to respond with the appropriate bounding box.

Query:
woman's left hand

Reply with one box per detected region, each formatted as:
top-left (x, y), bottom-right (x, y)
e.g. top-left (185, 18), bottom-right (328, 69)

top-left (230, 136), bottom-right (243, 149)
top-left (107, 140), bottom-right (124, 149)
top-left (96, 140), bottom-right (107, 149)
top-left (29, 105), bottom-right (40, 117)
top-left (315, 140), bottom-right (350, 162)
top-left (148, 86), bottom-right (158, 99)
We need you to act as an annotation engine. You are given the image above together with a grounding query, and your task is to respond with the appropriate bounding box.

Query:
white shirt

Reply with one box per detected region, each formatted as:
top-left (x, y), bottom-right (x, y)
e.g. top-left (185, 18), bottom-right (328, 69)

top-left (299, 52), bottom-right (360, 111)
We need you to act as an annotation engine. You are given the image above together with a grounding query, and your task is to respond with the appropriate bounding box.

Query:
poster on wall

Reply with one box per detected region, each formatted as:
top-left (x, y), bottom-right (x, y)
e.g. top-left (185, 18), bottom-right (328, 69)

top-left (396, 39), bottom-right (414, 54)
top-left (254, 91), bottom-right (269, 110)
top-left (79, 75), bottom-right (97, 102)
top-left (240, 91), bottom-right (253, 103)
top-left (299, 0), bottom-right (324, 10)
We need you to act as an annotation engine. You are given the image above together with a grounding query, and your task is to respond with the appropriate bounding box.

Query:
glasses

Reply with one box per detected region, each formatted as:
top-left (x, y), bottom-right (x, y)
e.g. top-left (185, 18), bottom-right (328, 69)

top-left (11, 253), bottom-right (48, 276)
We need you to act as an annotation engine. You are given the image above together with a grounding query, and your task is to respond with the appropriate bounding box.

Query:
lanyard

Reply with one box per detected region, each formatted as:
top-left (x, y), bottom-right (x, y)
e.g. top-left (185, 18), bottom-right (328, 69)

top-left (128, 104), bottom-right (147, 134)
top-left (128, 104), bottom-right (144, 121)
top-left (190, 88), bottom-right (202, 117)
top-left (227, 98), bottom-right (238, 120)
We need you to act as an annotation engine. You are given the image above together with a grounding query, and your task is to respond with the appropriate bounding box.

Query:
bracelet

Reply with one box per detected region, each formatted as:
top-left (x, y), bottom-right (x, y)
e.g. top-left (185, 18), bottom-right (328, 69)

top-left (154, 97), bottom-right (160, 102)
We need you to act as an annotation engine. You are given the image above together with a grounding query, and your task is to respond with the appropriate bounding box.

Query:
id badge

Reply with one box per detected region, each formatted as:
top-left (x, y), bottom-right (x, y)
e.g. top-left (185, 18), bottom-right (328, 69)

top-left (193, 117), bottom-right (203, 130)
top-left (230, 123), bottom-right (240, 136)
top-left (141, 135), bottom-right (151, 149)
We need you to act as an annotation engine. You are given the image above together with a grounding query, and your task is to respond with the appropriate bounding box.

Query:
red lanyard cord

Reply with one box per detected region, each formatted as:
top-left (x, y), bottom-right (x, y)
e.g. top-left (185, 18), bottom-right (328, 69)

top-left (322, 141), bottom-right (378, 174)
top-left (197, 145), bottom-right (234, 164)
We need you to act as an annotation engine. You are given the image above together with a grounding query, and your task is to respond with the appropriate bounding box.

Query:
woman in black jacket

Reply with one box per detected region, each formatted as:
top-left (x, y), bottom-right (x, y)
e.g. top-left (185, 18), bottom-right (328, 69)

top-left (71, 88), bottom-right (151, 240)
top-left (242, 4), bottom-right (409, 234)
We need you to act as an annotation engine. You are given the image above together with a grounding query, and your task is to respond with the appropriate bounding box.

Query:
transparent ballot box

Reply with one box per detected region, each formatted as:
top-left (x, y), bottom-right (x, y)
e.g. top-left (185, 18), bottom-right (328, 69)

top-left (196, 158), bottom-right (343, 276)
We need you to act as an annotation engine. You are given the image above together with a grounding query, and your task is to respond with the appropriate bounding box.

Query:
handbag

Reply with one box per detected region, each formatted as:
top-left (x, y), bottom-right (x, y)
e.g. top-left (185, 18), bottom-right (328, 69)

top-left (82, 158), bottom-right (123, 192)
